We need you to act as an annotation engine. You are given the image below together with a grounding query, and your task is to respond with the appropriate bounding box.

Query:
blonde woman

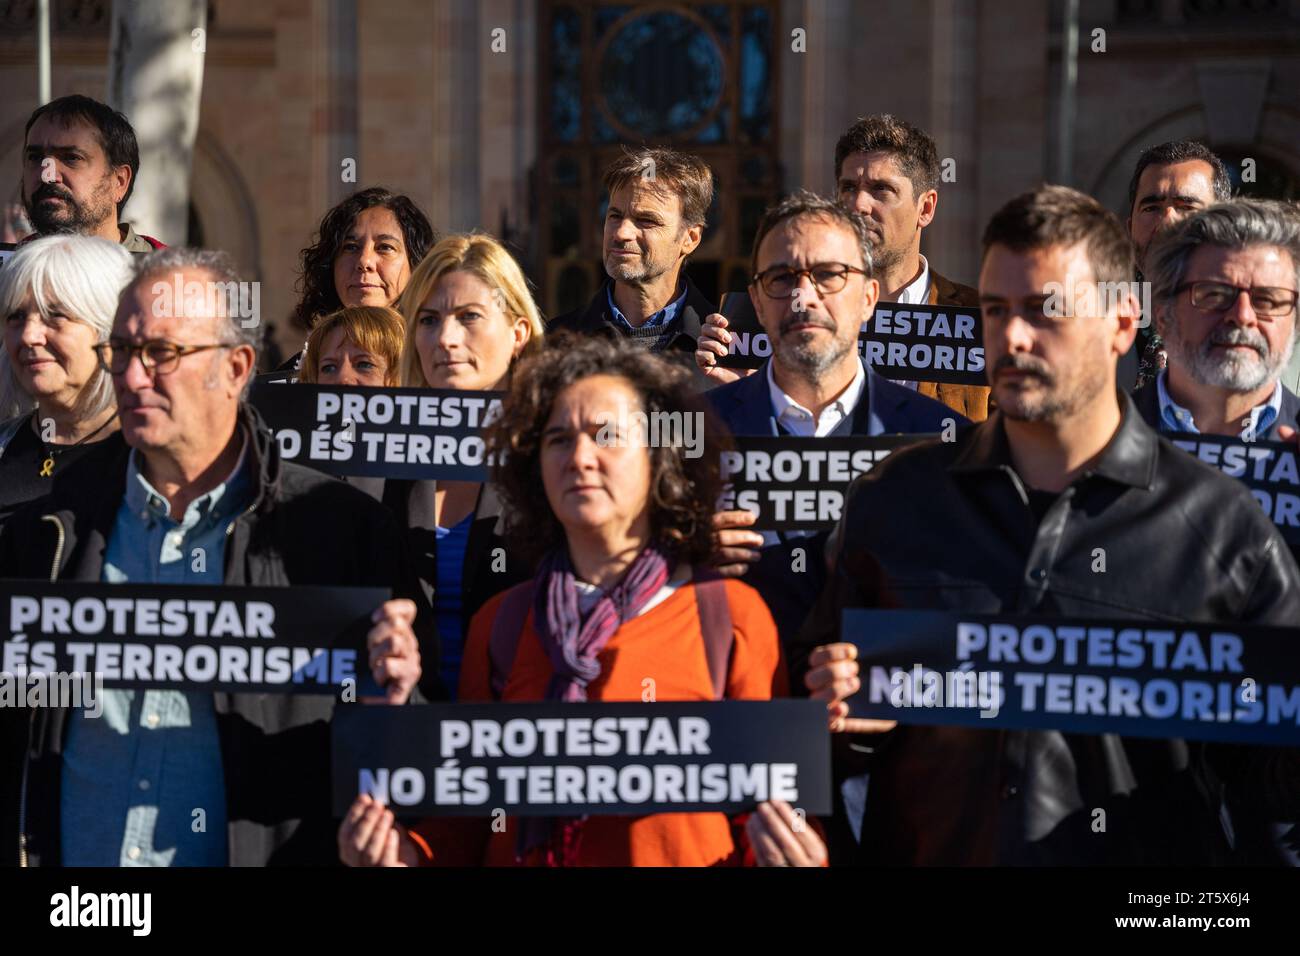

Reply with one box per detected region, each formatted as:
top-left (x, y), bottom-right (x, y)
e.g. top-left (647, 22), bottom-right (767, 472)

top-left (298, 306), bottom-right (405, 387)
top-left (387, 232), bottom-right (545, 696)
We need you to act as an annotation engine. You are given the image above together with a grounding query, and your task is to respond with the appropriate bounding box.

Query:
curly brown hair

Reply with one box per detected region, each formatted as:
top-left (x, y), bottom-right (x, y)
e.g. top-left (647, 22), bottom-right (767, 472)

top-left (292, 187), bottom-right (435, 332)
top-left (486, 333), bottom-right (728, 568)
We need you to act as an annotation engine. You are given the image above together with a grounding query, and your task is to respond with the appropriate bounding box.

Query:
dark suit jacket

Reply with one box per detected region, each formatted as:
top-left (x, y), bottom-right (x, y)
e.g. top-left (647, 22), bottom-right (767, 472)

top-left (705, 359), bottom-right (963, 650)
top-left (707, 358), bottom-right (960, 438)
top-left (912, 268), bottom-right (992, 422)
top-left (547, 275), bottom-right (715, 382)
top-left (1131, 378), bottom-right (1300, 441)
top-left (707, 361), bottom-right (968, 864)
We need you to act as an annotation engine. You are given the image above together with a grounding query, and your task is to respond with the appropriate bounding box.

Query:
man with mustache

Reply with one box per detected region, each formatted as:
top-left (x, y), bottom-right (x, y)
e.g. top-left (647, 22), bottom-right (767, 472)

top-left (548, 147), bottom-right (714, 366)
top-left (697, 115), bottom-right (990, 422)
top-left (1123, 140), bottom-right (1232, 387)
top-left (18, 95), bottom-right (163, 252)
top-left (1131, 199), bottom-right (1300, 442)
top-left (704, 192), bottom-right (959, 860)
top-left (796, 185), bottom-right (1300, 864)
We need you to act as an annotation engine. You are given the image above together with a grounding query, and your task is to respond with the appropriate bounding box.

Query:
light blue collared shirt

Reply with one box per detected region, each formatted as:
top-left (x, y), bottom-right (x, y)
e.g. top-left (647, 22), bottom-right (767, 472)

top-left (60, 435), bottom-right (252, 866)
top-left (1155, 369), bottom-right (1282, 438)
top-left (606, 281), bottom-right (688, 331)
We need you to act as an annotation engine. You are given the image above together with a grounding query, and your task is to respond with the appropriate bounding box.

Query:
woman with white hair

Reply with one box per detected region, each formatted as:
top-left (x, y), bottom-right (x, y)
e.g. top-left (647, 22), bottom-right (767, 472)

top-left (0, 234), bottom-right (134, 524)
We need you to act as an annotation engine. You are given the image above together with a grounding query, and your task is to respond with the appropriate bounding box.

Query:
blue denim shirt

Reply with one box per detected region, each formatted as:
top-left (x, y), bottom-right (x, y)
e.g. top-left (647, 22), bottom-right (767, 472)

top-left (61, 436), bottom-right (252, 866)
top-left (605, 281), bottom-right (688, 330)
top-left (1155, 369), bottom-right (1281, 438)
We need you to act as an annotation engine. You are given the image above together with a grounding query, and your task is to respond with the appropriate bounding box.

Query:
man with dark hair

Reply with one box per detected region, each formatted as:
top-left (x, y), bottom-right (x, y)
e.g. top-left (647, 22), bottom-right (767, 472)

top-left (1133, 198), bottom-right (1300, 441)
top-left (707, 189), bottom-right (958, 625)
top-left (1124, 139), bottom-right (1232, 385)
top-left (19, 94), bottom-right (163, 251)
top-left (698, 115), bottom-right (990, 419)
top-left (833, 114), bottom-right (990, 421)
top-left (548, 146), bottom-right (715, 359)
top-left (798, 185), bottom-right (1300, 865)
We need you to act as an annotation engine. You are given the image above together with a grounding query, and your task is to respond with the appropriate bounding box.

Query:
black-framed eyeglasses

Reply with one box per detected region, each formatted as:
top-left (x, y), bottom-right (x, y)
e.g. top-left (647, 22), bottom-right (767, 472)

top-left (94, 339), bottom-right (233, 375)
top-left (1174, 281), bottom-right (1298, 318)
top-left (752, 263), bottom-right (868, 299)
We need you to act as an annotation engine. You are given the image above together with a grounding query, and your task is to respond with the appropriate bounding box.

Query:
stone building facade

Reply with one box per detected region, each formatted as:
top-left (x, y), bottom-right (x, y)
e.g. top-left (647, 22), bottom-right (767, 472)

top-left (2, 0), bottom-right (1297, 374)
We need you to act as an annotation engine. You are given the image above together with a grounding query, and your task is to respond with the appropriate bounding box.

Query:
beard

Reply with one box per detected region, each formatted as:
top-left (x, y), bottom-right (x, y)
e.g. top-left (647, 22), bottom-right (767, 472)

top-left (992, 351), bottom-right (1107, 423)
top-left (1163, 321), bottom-right (1293, 392)
top-left (22, 177), bottom-right (117, 235)
top-left (774, 311), bottom-right (857, 379)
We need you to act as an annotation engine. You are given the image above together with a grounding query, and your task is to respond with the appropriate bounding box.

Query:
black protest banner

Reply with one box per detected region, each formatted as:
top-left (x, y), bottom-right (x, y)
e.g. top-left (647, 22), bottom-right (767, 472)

top-left (859, 301), bottom-right (987, 385)
top-left (718, 434), bottom-right (931, 530)
top-left (1, 582), bottom-right (388, 695)
top-left (254, 369), bottom-right (296, 385)
top-left (715, 291), bottom-right (770, 370)
top-left (332, 700), bottom-right (831, 817)
top-left (1162, 432), bottom-right (1300, 547)
top-left (249, 381), bottom-right (503, 481)
top-left (843, 609), bottom-right (1300, 746)
top-left (715, 299), bottom-right (988, 384)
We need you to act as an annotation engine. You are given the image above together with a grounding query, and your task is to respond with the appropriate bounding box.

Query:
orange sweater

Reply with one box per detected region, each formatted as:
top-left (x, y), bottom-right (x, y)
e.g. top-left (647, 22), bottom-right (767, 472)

top-left (409, 577), bottom-right (786, 866)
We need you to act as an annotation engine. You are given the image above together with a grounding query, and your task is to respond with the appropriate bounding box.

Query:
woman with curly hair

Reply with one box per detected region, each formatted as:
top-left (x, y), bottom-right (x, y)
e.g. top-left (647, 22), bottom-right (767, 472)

top-left (282, 187), bottom-right (435, 369)
top-left (338, 334), bottom-right (829, 867)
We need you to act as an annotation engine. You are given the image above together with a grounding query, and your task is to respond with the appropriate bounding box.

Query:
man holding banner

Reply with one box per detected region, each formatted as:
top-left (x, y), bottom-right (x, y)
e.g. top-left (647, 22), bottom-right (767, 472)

top-left (831, 114), bottom-right (991, 422)
top-left (1133, 198), bottom-right (1300, 441)
top-left (706, 191), bottom-right (958, 647)
top-left (798, 185), bottom-right (1300, 865)
top-left (0, 247), bottom-right (432, 867)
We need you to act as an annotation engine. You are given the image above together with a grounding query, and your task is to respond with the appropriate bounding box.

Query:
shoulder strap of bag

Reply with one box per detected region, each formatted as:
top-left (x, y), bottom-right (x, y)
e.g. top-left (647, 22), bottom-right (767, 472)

top-left (488, 581), bottom-right (535, 700)
top-left (692, 572), bottom-right (734, 700)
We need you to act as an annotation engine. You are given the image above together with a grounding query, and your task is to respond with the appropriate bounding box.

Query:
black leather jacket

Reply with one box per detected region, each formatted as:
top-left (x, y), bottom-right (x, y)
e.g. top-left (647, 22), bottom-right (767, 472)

top-left (794, 393), bottom-right (1300, 865)
top-left (0, 404), bottom-right (438, 866)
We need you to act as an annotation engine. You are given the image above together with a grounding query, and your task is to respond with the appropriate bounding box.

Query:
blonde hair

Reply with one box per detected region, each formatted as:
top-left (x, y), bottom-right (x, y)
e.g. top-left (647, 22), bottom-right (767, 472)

top-left (397, 232), bottom-right (545, 388)
top-left (298, 306), bottom-right (405, 386)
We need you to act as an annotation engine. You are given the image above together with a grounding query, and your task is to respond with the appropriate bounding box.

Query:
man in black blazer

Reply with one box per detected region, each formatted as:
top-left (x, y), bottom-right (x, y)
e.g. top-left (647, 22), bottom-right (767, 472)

top-left (547, 146), bottom-right (715, 371)
top-left (1132, 198), bottom-right (1300, 443)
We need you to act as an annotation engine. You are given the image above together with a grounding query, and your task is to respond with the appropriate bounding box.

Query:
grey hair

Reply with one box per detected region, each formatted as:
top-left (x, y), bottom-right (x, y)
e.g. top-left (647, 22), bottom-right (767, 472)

top-left (1148, 199), bottom-right (1300, 311)
top-left (749, 189), bottom-right (875, 281)
top-left (128, 246), bottom-right (261, 355)
top-left (0, 234), bottom-right (134, 421)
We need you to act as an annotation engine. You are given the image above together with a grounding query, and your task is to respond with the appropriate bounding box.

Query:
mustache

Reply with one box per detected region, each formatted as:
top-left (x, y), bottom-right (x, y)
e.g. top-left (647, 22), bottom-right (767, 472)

top-left (1206, 325), bottom-right (1268, 358)
top-left (778, 313), bottom-right (836, 336)
top-left (31, 183), bottom-right (75, 204)
top-left (993, 353), bottom-right (1055, 381)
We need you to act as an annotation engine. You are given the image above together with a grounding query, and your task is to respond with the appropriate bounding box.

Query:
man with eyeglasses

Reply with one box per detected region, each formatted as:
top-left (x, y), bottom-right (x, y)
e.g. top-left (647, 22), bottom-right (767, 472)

top-left (0, 247), bottom-right (436, 867)
top-left (1131, 199), bottom-right (1300, 443)
top-left (699, 115), bottom-right (991, 422)
top-left (797, 186), bottom-right (1300, 865)
top-left (704, 192), bottom-right (958, 860)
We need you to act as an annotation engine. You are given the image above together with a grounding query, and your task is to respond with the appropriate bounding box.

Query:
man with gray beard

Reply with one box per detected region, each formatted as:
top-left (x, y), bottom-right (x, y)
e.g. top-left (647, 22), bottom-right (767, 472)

top-left (1131, 199), bottom-right (1300, 440)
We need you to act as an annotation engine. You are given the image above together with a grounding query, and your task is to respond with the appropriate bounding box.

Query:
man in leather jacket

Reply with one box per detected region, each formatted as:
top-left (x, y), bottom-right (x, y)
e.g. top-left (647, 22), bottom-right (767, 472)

top-left (796, 185), bottom-right (1300, 865)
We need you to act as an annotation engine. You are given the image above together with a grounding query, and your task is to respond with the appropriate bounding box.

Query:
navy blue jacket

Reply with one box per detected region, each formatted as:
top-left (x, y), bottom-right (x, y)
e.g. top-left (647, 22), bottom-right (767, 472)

top-left (705, 360), bottom-right (966, 655)
top-left (1131, 378), bottom-right (1300, 441)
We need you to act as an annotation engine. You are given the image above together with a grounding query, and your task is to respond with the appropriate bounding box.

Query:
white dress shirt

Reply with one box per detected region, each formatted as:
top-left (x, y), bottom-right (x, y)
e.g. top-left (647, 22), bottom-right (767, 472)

top-left (766, 358), bottom-right (867, 437)
top-left (888, 254), bottom-right (932, 391)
